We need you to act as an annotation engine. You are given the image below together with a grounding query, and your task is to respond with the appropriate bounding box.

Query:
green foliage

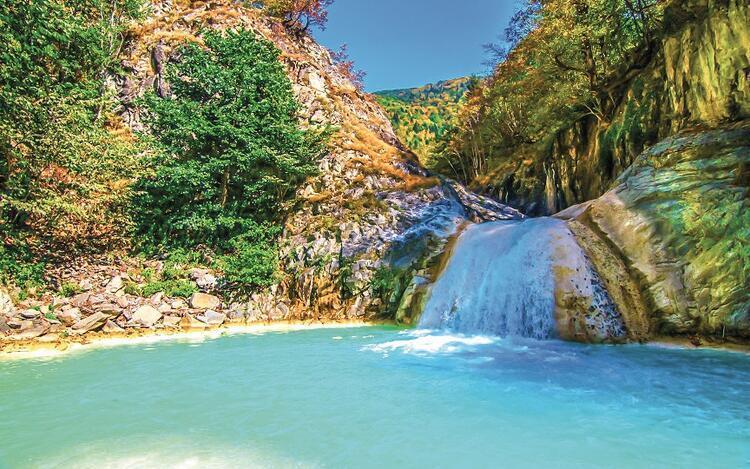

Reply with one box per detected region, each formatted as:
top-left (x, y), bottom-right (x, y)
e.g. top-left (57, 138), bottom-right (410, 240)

top-left (0, 243), bottom-right (46, 294)
top-left (214, 223), bottom-right (282, 289)
top-left (0, 0), bottom-right (146, 291)
top-left (432, 0), bottom-right (665, 184)
top-left (375, 78), bottom-right (472, 162)
top-left (0, 0), bottom-right (145, 238)
top-left (135, 29), bottom-right (327, 290)
top-left (140, 279), bottom-right (197, 299)
top-left (59, 282), bottom-right (83, 298)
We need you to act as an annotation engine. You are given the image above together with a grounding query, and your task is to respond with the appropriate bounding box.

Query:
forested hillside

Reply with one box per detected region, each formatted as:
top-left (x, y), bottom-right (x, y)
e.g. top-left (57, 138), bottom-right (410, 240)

top-left (374, 77), bottom-right (472, 163)
top-left (425, 0), bottom-right (749, 216)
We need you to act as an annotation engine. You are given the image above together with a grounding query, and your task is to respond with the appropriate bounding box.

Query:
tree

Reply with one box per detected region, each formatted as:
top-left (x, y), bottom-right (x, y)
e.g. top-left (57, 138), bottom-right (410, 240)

top-left (135, 29), bottom-right (328, 287)
top-left (331, 44), bottom-right (366, 91)
top-left (260, 0), bottom-right (334, 33)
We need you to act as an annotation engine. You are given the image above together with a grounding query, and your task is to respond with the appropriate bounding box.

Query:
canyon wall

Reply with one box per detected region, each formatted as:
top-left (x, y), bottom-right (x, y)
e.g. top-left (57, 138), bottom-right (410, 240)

top-left (483, 0), bottom-right (749, 215)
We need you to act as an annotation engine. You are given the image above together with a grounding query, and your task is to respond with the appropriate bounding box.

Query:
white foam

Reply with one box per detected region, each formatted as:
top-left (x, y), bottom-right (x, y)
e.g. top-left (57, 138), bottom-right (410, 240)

top-left (364, 330), bottom-right (495, 355)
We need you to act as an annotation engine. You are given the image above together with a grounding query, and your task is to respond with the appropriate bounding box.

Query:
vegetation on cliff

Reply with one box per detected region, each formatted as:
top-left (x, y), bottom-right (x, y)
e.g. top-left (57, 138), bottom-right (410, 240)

top-left (136, 29), bottom-right (328, 288)
top-left (375, 77), bottom-right (473, 164)
top-left (427, 0), bottom-right (665, 185)
top-left (0, 0), bottom-right (330, 296)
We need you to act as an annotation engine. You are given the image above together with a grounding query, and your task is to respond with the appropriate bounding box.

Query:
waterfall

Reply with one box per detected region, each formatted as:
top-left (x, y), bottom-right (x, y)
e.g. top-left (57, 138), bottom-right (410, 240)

top-left (418, 217), bottom-right (623, 340)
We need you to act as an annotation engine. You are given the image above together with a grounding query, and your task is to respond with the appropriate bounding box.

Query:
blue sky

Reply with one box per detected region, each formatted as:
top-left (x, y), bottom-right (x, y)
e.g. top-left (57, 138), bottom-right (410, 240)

top-left (313, 1), bottom-right (517, 92)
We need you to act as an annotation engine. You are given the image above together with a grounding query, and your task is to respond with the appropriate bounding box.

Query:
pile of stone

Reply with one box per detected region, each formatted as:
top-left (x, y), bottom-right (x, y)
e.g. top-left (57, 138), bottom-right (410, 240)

top-left (0, 270), bottom-right (240, 343)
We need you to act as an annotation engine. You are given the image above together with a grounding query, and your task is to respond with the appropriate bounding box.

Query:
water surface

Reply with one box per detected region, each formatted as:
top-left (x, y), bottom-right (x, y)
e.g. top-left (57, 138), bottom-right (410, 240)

top-left (1, 327), bottom-right (749, 468)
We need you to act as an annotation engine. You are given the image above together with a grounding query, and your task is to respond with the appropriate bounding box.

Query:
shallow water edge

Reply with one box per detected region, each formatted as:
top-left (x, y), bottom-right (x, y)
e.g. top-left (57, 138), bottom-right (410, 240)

top-left (0, 321), bottom-right (396, 361)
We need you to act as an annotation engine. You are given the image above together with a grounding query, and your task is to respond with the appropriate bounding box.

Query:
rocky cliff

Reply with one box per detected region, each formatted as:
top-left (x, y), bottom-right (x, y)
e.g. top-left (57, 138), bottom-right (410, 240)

top-left (121, 0), bottom-right (520, 324)
top-left (560, 123), bottom-right (750, 341)
top-left (481, 0), bottom-right (749, 215)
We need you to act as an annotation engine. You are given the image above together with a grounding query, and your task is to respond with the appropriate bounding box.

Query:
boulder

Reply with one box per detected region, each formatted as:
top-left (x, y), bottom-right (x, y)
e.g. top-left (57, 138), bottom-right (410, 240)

top-left (72, 312), bottom-right (109, 334)
top-left (0, 289), bottom-right (14, 317)
top-left (57, 308), bottom-right (82, 326)
top-left (106, 275), bottom-right (123, 293)
top-left (0, 317), bottom-right (11, 335)
top-left (189, 293), bottom-right (221, 310)
top-left (19, 309), bottom-right (41, 320)
top-left (9, 322), bottom-right (50, 341)
top-left (70, 292), bottom-right (91, 308)
top-left (162, 315), bottom-right (181, 328)
top-left (102, 320), bottom-right (124, 333)
top-left (131, 305), bottom-right (162, 327)
top-left (180, 314), bottom-right (209, 330)
top-left (199, 310), bottom-right (226, 326)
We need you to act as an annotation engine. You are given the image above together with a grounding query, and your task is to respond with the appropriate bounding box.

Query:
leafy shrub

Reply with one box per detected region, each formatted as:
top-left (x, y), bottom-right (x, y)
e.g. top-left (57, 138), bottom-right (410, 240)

top-left (135, 29), bottom-right (328, 289)
top-left (59, 282), bottom-right (82, 298)
top-left (0, 243), bottom-right (46, 294)
top-left (141, 280), bottom-right (197, 299)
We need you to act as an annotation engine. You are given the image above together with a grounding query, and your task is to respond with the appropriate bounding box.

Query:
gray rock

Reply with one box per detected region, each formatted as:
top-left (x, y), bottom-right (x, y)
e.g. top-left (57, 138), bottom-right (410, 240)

top-left (19, 309), bottom-right (41, 320)
top-left (200, 310), bottom-right (226, 326)
top-left (102, 320), bottom-right (124, 333)
top-left (0, 289), bottom-right (14, 317)
top-left (180, 314), bottom-right (209, 330)
top-left (9, 322), bottom-right (50, 341)
top-left (58, 308), bottom-right (82, 326)
top-left (162, 315), bottom-right (181, 328)
top-left (106, 275), bottom-right (123, 293)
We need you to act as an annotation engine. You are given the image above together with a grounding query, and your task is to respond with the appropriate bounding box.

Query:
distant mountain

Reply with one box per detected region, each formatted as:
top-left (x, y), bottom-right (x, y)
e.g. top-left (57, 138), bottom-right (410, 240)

top-left (374, 77), bottom-right (474, 162)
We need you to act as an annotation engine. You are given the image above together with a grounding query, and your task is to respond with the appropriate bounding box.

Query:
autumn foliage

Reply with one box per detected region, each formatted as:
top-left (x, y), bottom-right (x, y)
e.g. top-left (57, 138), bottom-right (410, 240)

top-left (260, 0), bottom-right (333, 33)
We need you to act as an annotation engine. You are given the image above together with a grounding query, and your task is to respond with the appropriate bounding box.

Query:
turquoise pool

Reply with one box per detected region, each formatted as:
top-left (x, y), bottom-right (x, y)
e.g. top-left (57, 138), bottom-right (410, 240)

top-left (1, 327), bottom-right (748, 468)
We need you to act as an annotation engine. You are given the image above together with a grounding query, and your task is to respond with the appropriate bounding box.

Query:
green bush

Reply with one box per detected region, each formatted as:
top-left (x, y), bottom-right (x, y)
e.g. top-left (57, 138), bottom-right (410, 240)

top-left (141, 280), bottom-right (197, 299)
top-left (134, 29), bottom-right (328, 290)
top-left (0, 243), bottom-right (46, 294)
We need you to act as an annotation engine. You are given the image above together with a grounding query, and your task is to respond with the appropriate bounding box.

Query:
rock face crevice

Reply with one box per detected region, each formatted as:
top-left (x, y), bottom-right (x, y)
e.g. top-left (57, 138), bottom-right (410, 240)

top-left (484, 0), bottom-right (749, 216)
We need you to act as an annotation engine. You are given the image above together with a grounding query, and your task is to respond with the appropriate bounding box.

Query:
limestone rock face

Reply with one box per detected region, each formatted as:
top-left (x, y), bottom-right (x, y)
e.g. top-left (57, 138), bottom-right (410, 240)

top-left (482, 0), bottom-right (750, 215)
top-left (567, 125), bottom-right (750, 338)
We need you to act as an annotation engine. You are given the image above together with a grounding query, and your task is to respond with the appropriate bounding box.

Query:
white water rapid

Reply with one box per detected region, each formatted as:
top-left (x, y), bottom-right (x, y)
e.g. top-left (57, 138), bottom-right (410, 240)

top-left (418, 217), bottom-right (626, 340)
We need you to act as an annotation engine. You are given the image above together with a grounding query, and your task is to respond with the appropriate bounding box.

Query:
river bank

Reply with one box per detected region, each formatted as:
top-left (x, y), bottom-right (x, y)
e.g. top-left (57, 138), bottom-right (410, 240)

top-left (0, 320), bottom-right (385, 361)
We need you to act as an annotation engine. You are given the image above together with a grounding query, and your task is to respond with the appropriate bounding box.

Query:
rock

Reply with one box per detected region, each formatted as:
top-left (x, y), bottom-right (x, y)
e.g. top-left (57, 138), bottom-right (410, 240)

top-left (116, 297), bottom-right (131, 309)
top-left (131, 305), bottom-right (162, 327)
top-left (0, 289), bottom-right (14, 317)
top-left (180, 314), bottom-right (209, 330)
top-left (0, 318), bottom-right (11, 335)
top-left (158, 303), bottom-right (172, 313)
top-left (58, 308), bottom-right (82, 326)
top-left (9, 322), bottom-right (50, 341)
top-left (190, 269), bottom-right (217, 290)
top-left (106, 275), bottom-right (123, 293)
top-left (102, 320), bottom-right (124, 333)
top-left (189, 293), bottom-right (221, 310)
top-left (568, 126), bottom-right (750, 338)
top-left (94, 303), bottom-right (120, 315)
top-left (70, 292), bottom-right (91, 308)
top-left (150, 292), bottom-right (164, 305)
top-left (171, 299), bottom-right (186, 310)
top-left (162, 315), bottom-right (181, 328)
top-left (199, 310), bottom-right (226, 326)
top-left (19, 309), bottom-right (41, 320)
top-left (79, 279), bottom-right (94, 291)
top-left (72, 312), bottom-right (109, 334)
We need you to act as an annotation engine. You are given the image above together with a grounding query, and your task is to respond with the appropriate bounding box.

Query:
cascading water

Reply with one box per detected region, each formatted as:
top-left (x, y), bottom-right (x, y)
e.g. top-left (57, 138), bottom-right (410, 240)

top-left (418, 217), bottom-right (626, 340)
